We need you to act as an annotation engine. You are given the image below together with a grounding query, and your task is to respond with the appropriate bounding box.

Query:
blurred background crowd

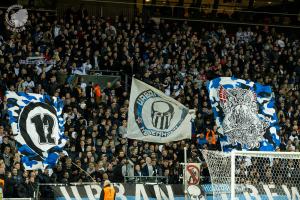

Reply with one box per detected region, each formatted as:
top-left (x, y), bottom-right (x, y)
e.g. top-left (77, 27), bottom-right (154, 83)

top-left (0, 4), bottom-right (299, 198)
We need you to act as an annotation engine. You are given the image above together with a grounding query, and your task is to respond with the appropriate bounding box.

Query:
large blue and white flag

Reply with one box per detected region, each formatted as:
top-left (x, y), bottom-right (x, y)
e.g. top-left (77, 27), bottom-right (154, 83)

top-left (127, 78), bottom-right (194, 143)
top-left (6, 92), bottom-right (67, 170)
top-left (207, 77), bottom-right (280, 151)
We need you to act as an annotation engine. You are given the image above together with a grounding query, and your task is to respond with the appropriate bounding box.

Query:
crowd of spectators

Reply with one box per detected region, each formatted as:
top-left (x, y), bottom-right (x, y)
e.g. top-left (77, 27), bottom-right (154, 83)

top-left (0, 6), bottom-right (299, 198)
top-left (235, 157), bottom-right (300, 187)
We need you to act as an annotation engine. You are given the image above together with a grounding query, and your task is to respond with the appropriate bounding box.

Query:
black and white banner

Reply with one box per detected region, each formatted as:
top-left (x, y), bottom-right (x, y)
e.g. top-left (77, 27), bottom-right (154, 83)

top-left (50, 183), bottom-right (300, 200)
top-left (51, 184), bottom-right (205, 200)
top-left (127, 78), bottom-right (194, 143)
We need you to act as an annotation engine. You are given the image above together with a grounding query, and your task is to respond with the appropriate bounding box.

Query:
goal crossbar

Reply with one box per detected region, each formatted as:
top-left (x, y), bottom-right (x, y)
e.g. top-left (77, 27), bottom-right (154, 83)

top-left (233, 151), bottom-right (300, 157)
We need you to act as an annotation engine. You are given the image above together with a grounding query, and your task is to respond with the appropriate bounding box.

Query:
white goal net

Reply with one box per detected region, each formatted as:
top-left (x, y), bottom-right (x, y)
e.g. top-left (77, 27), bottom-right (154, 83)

top-left (202, 150), bottom-right (300, 200)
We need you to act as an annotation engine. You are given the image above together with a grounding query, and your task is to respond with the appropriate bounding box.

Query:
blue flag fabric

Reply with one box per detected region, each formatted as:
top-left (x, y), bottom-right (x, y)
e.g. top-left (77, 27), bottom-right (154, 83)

top-left (207, 77), bottom-right (280, 152)
top-left (6, 92), bottom-right (67, 170)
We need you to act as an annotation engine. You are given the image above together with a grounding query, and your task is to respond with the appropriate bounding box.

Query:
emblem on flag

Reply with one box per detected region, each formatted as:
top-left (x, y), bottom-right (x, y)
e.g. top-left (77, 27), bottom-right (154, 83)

top-left (6, 92), bottom-right (67, 169)
top-left (207, 77), bottom-right (280, 151)
top-left (128, 78), bottom-right (193, 143)
top-left (134, 89), bottom-right (188, 138)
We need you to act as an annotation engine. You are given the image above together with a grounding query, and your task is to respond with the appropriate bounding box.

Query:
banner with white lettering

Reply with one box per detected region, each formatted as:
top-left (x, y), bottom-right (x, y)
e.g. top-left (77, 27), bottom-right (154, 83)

top-left (49, 183), bottom-right (300, 200)
top-left (127, 78), bottom-right (193, 143)
top-left (50, 184), bottom-right (206, 200)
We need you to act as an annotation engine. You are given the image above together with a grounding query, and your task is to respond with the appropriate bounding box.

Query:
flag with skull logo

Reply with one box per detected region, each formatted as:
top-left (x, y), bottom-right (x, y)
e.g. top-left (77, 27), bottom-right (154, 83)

top-left (207, 77), bottom-right (280, 152)
top-left (6, 91), bottom-right (67, 170)
top-left (127, 78), bottom-right (194, 143)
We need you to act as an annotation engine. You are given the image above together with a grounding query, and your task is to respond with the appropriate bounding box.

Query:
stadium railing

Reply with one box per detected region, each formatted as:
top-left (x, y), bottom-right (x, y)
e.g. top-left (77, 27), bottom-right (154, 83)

top-left (124, 175), bottom-right (168, 183)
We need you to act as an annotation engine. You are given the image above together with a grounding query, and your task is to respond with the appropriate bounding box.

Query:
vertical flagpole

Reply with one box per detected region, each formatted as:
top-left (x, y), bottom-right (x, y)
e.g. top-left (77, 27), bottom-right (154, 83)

top-left (125, 138), bottom-right (129, 183)
top-left (184, 146), bottom-right (187, 199)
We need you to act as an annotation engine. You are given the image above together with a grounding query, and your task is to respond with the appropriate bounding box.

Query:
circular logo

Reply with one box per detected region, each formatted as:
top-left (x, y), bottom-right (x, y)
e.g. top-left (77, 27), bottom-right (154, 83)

top-left (5, 4), bottom-right (28, 32)
top-left (19, 102), bottom-right (59, 156)
top-left (187, 185), bottom-right (205, 200)
top-left (134, 90), bottom-right (188, 138)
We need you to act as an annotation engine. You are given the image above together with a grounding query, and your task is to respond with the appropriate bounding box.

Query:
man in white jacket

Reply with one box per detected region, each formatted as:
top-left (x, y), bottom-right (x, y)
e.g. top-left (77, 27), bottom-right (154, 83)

top-left (72, 59), bottom-right (92, 75)
top-left (22, 76), bottom-right (35, 92)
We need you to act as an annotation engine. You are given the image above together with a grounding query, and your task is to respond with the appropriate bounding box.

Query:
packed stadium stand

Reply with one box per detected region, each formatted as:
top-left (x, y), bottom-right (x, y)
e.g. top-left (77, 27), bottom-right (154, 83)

top-left (0, 1), bottom-right (299, 199)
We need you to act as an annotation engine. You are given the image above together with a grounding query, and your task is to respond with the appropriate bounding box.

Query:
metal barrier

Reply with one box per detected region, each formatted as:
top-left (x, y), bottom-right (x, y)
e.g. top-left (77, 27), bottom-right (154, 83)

top-left (56, 72), bottom-right (122, 90)
top-left (124, 175), bottom-right (168, 183)
top-left (56, 0), bottom-right (135, 20)
top-left (89, 70), bottom-right (130, 90)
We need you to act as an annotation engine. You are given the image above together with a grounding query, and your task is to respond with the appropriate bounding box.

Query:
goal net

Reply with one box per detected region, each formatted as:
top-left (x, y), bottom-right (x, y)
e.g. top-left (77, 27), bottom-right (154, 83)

top-left (201, 150), bottom-right (300, 200)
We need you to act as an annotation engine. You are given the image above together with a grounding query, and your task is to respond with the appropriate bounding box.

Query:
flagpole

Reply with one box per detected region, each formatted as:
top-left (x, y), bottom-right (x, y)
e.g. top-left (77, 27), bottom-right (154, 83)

top-left (71, 161), bottom-right (96, 182)
top-left (125, 137), bottom-right (129, 182)
top-left (184, 146), bottom-right (187, 200)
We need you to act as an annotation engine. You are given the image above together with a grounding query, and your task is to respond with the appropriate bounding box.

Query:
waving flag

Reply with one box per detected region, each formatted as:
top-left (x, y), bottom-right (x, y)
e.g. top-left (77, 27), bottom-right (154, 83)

top-left (127, 78), bottom-right (194, 143)
top-left (6, 92), bottom-right (67, 170)
top-left (207, 77), bottom-right (280, 152)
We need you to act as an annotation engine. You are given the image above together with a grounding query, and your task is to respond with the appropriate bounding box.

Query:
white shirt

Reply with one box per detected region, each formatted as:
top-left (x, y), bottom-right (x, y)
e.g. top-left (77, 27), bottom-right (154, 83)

top-left (82, 62), bottom-right (92, 74)
top-left (73, 63), bottom-right (92, 75)
top-left (94, 56), bottom-right (99, 68)
top-left (35, 64), bottom-right (53, 75)
top-left (173, 84), bottom-right (182, 97)
top-left (80, 82), bottom-right (87, 94)
top-left (14, 67), bottom-right (20, 76)
top-left (164, 84), bottom-right (171, 96)
top-left (147, 164), bottom-right (154, 176)
top-left (22, 80), bottom-right (35, 90)
top-left (54, 26), bottom-right (60, 38)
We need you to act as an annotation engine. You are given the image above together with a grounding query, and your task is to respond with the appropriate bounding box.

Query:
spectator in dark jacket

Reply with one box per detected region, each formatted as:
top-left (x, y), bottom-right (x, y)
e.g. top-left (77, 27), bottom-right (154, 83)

top-left (17, 177), bottom-right (36, 198)
top-left (141, 157), bottom-right (156, 176)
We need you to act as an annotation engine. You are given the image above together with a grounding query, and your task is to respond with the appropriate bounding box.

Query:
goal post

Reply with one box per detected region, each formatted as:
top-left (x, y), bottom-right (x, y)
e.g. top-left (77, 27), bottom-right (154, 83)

top-left (201, 150), bottom-right (300, 200)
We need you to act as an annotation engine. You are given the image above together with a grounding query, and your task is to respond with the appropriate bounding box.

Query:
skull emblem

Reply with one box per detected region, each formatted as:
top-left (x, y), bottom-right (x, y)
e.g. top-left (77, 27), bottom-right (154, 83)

top-left (187, 185), bottom-right (205, 200)
top-left (151, 101), bottom-right (174, 130)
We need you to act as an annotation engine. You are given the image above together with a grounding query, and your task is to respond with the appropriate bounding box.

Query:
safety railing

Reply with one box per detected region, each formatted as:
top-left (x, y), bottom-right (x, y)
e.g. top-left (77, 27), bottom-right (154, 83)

top-left (124, 175), bottom-right (168, 183)
top-left (88, 70), bottom-right (130, 91)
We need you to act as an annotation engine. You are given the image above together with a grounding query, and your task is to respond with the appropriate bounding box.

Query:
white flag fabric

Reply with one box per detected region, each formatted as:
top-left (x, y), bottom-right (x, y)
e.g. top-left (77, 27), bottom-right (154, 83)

top-left (127, 78), bottom-right (192, 143)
